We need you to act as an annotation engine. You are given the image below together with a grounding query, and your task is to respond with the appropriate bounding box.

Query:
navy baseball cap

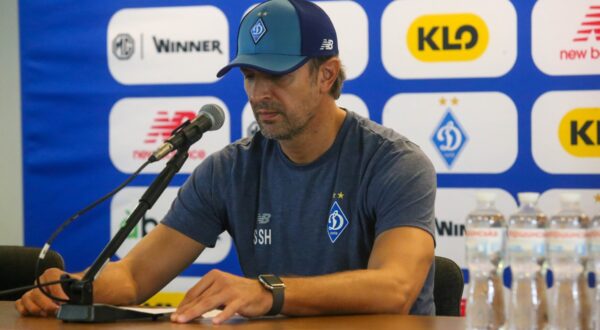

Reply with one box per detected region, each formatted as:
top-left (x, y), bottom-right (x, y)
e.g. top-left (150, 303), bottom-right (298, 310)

top-left (216, 0), bottom-right (338, 77)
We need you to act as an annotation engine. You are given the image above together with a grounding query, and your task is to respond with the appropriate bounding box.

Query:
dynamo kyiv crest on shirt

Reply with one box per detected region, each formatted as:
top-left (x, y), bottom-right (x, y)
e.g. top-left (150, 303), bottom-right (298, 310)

top-left (327, 201), bottom-right (349, 243)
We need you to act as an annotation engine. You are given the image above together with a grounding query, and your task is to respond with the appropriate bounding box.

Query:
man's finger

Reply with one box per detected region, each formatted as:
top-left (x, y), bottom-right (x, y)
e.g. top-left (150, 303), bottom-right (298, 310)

top-left (15, 299), bottom-right (27, 316)
top-left (212, 300), bottom-right (241, 325)
top-left (29, 289), bottom-right (59, 316)
top-left (178, 272), bottom-right (217, 309)
top-left (45, 279), bottom-right (69, 301)
top-left (173, 294), bottom-right (225, 323)
top-left (21, 292), bottom-right (44, 316)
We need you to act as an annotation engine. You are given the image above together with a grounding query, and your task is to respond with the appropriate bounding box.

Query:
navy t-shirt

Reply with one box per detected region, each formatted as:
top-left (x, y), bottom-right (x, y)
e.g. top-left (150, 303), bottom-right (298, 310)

top-left (163, 110), bottom-right (437, 315)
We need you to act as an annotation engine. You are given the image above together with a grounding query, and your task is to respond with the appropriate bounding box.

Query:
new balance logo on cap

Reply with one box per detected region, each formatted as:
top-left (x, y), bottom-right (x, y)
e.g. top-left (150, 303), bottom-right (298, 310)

top-left (320, 39), bottom-right (334, 51)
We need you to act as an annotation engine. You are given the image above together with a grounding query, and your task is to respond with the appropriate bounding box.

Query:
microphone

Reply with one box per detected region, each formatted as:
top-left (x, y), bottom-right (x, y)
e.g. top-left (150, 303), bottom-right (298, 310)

top-left (150, 104), bottom-right (225, 162)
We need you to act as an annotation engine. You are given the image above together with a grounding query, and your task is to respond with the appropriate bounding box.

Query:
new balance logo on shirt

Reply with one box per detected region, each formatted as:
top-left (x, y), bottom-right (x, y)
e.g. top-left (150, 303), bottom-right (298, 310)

top-left (255, 213), bottom-right (272, 245)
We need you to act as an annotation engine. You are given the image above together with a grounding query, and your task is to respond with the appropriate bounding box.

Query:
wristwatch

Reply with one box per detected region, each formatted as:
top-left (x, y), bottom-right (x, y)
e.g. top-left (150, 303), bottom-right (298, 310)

top-left (258, 274), bottom-right (285, 316)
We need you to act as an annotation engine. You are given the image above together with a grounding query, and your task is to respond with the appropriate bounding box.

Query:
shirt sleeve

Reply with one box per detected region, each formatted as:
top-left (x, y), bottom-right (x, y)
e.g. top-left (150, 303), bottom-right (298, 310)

top-left (369, 140), bottom-right (437, 242)
top-left (161, 155), bottom-right (226, 248)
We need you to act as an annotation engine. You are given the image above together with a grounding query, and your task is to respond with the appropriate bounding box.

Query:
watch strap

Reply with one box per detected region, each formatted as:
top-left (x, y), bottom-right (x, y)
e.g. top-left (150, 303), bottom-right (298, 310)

top-left (266, 284), bottom-right (284, 316)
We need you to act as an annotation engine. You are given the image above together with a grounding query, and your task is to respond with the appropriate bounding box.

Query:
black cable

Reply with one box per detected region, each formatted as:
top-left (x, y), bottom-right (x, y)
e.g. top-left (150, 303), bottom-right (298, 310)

top-left (34, 160), bottom-right (151, 303)
top-left (0, 279), bottom-right (69, 297)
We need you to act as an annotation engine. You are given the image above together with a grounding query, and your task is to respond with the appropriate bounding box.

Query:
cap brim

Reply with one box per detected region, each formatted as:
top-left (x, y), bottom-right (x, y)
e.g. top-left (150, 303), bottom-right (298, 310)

top-left (216, 53), bottom-right (309, 78)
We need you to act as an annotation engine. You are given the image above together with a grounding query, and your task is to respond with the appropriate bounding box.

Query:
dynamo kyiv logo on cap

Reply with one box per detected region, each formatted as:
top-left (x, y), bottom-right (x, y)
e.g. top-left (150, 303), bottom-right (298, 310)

top-left (250, 18), bottom-right (267, 44)
top-left (431, 110), bottom-right (468, 168)
top-left (327, 201), bottom-right (349, 243)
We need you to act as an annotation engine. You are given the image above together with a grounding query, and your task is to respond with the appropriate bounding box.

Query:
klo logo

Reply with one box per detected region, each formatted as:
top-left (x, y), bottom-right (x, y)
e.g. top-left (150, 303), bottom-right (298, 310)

top-left (559, 107), bottom-right (600, 157)
top-left (407, 13), bottom-right (489, 62)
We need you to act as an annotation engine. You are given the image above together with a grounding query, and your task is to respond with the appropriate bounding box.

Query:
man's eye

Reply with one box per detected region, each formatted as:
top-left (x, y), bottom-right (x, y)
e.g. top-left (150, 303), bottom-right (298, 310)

top-left (270, 73), bottom-right (288, 83)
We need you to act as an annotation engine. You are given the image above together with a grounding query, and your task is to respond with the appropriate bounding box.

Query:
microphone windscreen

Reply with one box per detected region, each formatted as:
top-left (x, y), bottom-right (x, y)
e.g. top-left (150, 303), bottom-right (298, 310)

top-left (199, 104), bottom-right (225, 131)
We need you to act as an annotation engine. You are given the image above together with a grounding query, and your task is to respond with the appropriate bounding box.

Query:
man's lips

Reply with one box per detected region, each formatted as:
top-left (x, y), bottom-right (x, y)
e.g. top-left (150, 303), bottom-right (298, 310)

top-left (256, 111), bottom-right (280, 121)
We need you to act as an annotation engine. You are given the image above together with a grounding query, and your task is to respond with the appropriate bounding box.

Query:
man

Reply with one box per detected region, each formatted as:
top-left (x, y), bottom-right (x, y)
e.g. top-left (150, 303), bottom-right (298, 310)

top-left (17, 0), bottom-right (436, 324)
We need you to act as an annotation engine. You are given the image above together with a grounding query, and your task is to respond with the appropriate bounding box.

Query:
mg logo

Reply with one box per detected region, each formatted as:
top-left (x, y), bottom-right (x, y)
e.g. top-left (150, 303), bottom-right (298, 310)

top-left (407, 14), bottom-right (489, 62)
top-left (432, 109), bottom-right (468, 168)
top-left (112, 33), bottom-right (135, 60)
top-left (559, 107), bottom-right (600, 157)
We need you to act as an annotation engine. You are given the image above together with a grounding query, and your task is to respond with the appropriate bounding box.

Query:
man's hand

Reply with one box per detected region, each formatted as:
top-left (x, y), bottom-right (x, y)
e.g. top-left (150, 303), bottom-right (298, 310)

top-left (171, 269), bottom-right (273, 324)
top-left (15, 268), bottom-right (74, 317)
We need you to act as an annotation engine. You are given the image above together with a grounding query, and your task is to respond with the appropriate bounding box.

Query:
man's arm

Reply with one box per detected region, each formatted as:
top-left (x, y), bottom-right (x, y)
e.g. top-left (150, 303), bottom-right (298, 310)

top-left (282, 226), bottom-right (434, 315)
top-left (171, 226), bottom-right (434, 324)
top-left (16, 224), bottom-right (205, 316)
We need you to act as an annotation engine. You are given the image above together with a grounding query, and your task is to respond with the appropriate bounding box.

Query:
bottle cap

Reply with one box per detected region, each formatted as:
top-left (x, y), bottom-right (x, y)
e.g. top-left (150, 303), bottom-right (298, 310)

top-left (475, 191), bottom-right (496, 203)
top-left (517, 192), bottom-right (540, 205)
top-left (560, 192), bottom-right (581, 204)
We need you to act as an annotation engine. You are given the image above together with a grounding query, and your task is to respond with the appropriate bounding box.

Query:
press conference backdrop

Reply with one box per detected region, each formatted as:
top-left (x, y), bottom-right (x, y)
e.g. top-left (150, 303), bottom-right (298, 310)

top-left (20, 0), bottom-right (600, 307)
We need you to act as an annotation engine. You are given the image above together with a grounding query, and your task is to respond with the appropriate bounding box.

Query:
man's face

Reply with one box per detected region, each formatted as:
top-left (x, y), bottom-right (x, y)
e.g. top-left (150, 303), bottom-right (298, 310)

top-left (242, 63), bottom-right (320, 140)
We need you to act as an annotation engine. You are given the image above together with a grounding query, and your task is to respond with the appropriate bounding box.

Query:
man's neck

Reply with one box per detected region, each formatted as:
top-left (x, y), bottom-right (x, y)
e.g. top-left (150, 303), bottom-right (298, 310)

top-left (278, 103), bottom-right (346, 165)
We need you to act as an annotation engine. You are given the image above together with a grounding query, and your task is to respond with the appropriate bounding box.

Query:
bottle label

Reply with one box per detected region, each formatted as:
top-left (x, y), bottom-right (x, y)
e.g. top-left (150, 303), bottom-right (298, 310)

top-left (546, 228), bottom-right (587, 256)
top-left (507, 228), bottom-right (546, 256)
top-left (588, 229), bottom-right (600, 255)
top-left (465, 227), bottom-right (505, 256)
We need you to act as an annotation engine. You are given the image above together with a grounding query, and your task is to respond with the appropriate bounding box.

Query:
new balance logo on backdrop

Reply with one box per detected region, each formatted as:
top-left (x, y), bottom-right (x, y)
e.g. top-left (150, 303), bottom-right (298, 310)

top-left (559, 5), bottom-right (600, 61)
top-left (144, 111), bottom-right (196, 144)
top-left (573, 5), bottom-right (600, 42)
top-left (532, 1), bottom-right (600, 75)
top-left (109, 97), bottom-right (229, 174)
top-left (136, 110), bottom-right (206, 161)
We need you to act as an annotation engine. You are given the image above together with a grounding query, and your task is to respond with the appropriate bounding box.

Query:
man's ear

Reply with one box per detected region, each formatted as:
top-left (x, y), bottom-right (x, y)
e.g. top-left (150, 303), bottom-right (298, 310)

top-left (318, 58), bottom-right (341, 95)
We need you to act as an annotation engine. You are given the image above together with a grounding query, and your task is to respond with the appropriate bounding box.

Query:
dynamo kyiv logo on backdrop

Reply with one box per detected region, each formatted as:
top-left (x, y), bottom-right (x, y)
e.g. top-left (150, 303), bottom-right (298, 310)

top-left (327, 201), bottom-right (349, 243)
top-left (431, 110), bottom-right (468, 167)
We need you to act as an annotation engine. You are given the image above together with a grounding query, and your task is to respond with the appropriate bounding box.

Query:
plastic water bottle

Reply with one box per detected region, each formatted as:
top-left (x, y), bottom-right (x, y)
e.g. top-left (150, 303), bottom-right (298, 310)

top-left (546, 192), bottom-right (590, 330)
top-left (465, 191), bottom-right (506, 330)
top-left (506, 192), bottom-right (547, 330)
top-left (589, 212), bottom-right (600, 330)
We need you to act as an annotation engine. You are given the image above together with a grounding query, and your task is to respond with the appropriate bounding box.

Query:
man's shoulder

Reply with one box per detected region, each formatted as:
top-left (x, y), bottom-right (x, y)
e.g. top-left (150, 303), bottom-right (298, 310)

top-left (209, 133), bottom-right (271, 166)
top-left (348, 111), bottom-right (428, 160)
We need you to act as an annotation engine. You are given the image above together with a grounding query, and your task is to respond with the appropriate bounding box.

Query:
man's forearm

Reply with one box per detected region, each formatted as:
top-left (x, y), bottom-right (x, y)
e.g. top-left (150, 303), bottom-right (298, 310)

top-left (87, 261), bottom-right (139, 305)
top-left (281, 268), bottom-right (421, 316)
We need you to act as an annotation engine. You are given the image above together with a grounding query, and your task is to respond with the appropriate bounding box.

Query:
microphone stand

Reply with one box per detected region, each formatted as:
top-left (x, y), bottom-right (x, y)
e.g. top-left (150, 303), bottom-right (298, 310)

top-left (57, 145), bottom-right (191, 322)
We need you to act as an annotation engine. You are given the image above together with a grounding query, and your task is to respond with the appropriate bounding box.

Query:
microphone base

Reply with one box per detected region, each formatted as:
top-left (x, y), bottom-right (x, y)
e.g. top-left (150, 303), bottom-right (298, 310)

top-left (57, 303), bottom-right (164, 323)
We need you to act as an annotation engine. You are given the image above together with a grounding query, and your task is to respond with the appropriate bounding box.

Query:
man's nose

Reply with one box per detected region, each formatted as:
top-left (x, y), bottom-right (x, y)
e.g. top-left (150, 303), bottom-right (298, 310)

top-left (249, 77), bottom-right (273, 102)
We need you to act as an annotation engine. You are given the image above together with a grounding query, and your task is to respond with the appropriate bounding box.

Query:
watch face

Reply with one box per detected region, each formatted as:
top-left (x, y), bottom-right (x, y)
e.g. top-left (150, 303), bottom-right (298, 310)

top-left (259, 274), bottom-right (285, 288)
